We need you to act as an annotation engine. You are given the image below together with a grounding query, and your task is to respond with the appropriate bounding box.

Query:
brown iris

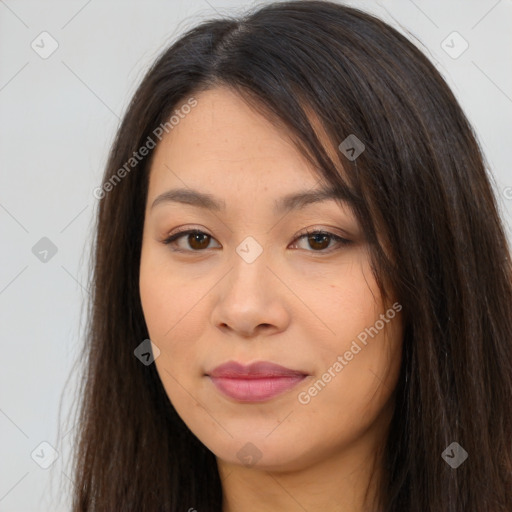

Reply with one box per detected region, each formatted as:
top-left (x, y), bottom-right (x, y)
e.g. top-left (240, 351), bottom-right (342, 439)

top-left (187, 233), bottom-right (211, 250)
top-left (307, 233), bottom-right (330, 251)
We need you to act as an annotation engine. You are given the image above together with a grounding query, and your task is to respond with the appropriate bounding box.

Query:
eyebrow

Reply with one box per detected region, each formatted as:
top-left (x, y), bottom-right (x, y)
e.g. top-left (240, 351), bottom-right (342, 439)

top-left (150, 186), bottom-right (351, 214)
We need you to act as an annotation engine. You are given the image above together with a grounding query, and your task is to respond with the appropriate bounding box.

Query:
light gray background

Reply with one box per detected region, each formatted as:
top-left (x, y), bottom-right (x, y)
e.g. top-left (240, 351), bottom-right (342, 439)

top-left (1, 0), bottom-right (511, 510)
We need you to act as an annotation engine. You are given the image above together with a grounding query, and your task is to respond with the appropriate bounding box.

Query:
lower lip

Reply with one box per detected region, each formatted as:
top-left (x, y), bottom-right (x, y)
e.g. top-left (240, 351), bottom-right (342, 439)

top-left (209, 375), bottom-right (306, 402)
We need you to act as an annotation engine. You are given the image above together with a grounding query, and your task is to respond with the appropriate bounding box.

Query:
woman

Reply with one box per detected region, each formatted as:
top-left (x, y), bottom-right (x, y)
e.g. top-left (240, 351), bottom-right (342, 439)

top-left (70, 1), bottom-right (512, 510)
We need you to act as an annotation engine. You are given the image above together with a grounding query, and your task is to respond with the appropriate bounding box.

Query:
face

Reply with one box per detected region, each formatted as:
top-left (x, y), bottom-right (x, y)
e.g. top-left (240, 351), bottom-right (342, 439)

top-left (139, 86), bottom-right (403, 472)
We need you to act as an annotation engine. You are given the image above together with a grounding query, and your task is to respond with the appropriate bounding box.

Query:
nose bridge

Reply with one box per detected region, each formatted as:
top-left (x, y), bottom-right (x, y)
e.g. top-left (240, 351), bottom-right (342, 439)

top-left (227, 237), bottom-right (269, 300)
top-left (211, 236), bottom-right (289, 336)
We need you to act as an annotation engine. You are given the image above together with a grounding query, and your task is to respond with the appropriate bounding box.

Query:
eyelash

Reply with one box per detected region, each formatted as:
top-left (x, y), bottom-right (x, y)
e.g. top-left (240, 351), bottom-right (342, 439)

top-left (161, 227), bottom-right (352, 254)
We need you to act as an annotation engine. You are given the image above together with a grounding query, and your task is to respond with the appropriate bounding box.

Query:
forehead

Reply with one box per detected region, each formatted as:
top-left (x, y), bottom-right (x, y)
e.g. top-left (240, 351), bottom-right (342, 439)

top-left (148, 86), bottom-right (324, 193)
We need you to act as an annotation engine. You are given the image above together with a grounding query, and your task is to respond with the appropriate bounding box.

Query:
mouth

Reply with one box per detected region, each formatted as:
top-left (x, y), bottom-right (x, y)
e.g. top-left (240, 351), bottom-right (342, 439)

top-left (206, 361), bottom-right (308, 402)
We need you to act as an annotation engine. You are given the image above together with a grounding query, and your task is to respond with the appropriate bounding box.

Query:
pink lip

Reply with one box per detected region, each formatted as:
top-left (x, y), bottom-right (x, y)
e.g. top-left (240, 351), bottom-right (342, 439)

top-left (207, 361), bottom-right (307, 402)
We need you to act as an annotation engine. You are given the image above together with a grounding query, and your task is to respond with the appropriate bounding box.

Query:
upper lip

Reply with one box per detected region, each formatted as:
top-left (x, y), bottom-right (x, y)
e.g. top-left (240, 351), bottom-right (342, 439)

top-left (208, 361), bottom-right (307, 379)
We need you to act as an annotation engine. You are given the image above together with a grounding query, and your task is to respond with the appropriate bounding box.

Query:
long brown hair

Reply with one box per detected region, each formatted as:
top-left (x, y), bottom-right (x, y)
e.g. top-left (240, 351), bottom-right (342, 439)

top-left (68, 1), bottom-right (512, 510)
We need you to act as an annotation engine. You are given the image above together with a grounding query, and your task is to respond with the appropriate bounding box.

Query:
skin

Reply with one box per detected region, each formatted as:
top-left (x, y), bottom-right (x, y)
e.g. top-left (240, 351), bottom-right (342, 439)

top-left (139, 86), bottom-right (403, 512)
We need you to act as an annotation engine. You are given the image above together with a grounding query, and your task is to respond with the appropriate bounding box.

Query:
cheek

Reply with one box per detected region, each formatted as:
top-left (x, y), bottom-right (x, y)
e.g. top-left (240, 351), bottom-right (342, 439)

top-left (140, 237), bottom-right (201, 335)
top-left (294, 253), bottom-right (384, 349)
top-left (310, 315), bottom-right (402, 429)
top-left (139, 262), bottom-right (208, 418)
top-left (139, 265), bottom-right (171, 341)
top-left (139, 249), bottom-right (207, 371)
top-left (298, 257), bottom-right (402, 416)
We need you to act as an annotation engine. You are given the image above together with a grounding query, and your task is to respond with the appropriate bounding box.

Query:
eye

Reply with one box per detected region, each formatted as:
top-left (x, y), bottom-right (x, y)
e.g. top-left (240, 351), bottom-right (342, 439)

top-left (289, 229), bottom-right (352, 253)
top-left (162, 229), bottom-right (221, 252)
top-left (162, 228), bottom-right (352, 253)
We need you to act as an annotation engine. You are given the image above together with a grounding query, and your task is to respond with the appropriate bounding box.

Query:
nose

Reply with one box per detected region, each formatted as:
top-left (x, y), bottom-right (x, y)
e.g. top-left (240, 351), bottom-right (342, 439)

top-left (210, 251), bottom-right (291, 338)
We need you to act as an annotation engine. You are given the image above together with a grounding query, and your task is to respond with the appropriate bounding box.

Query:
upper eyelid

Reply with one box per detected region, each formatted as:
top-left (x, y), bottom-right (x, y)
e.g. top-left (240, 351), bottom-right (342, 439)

top-left (164, 226), bottom-right (347, 240)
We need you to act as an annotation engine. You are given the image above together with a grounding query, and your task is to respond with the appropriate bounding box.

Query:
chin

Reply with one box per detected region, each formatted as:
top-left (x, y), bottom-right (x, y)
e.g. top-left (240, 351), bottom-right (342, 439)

top-left (199, 429), bottom-right (319, 472)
